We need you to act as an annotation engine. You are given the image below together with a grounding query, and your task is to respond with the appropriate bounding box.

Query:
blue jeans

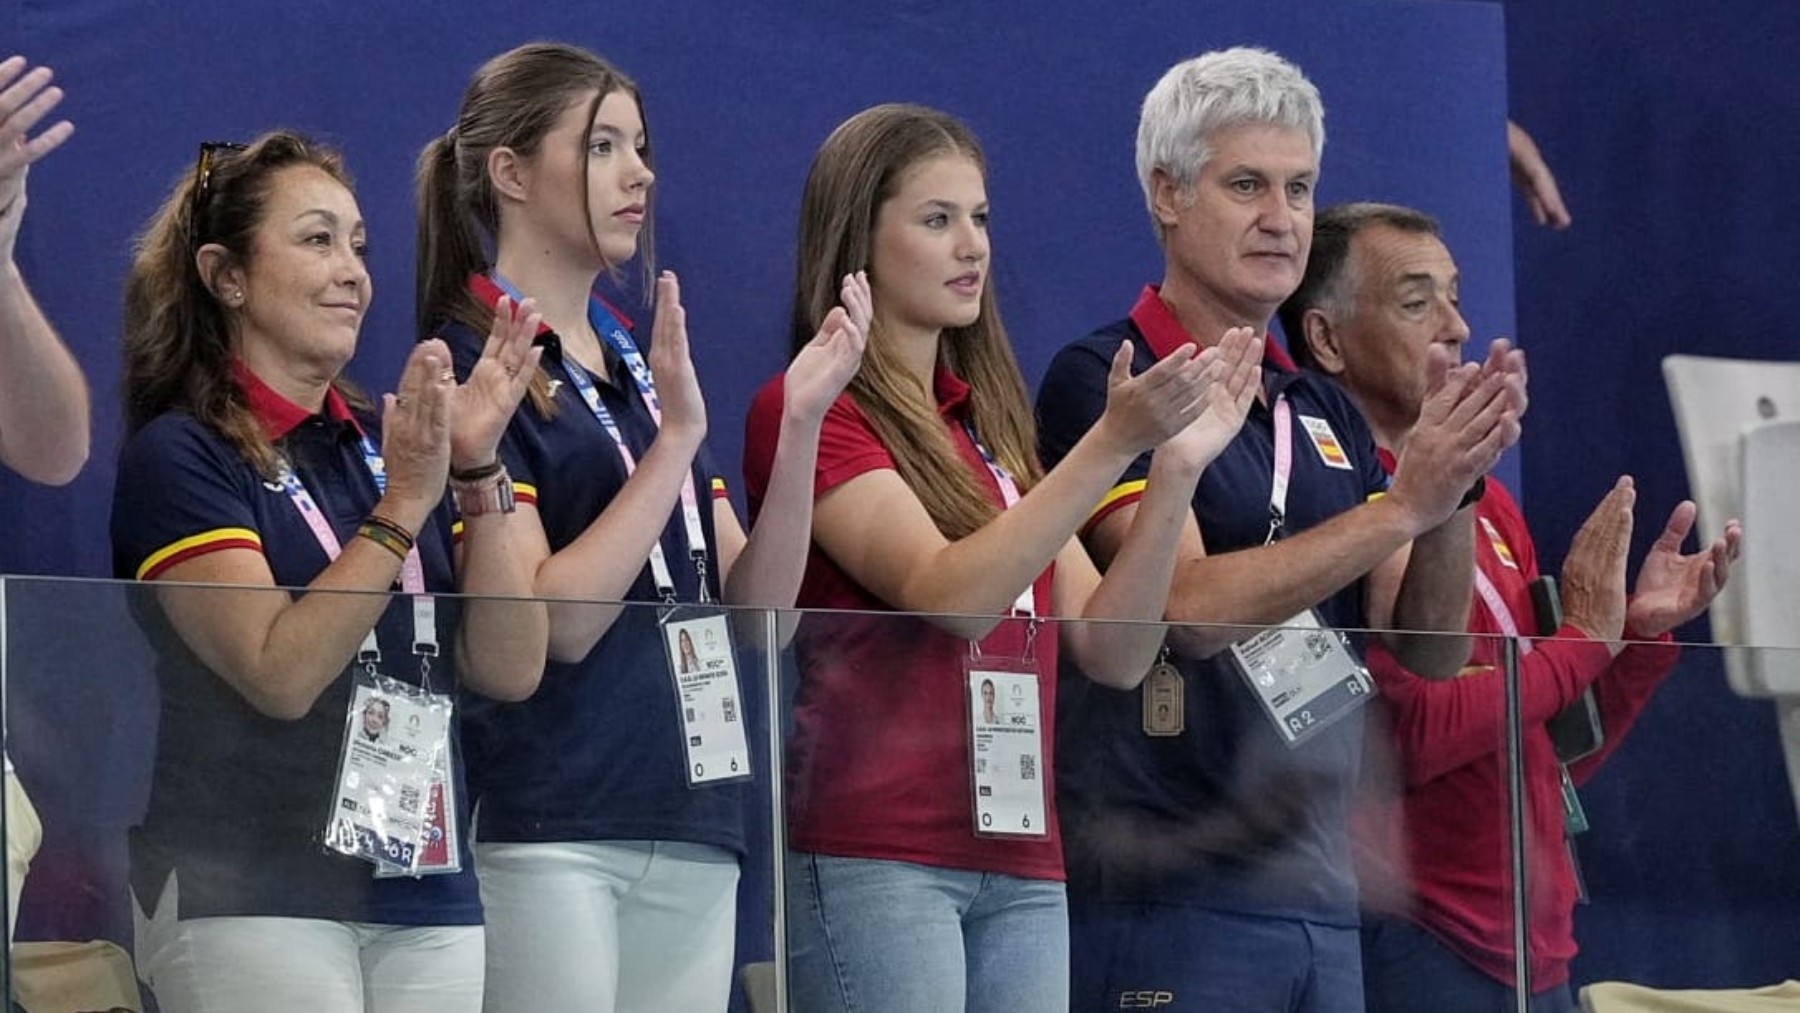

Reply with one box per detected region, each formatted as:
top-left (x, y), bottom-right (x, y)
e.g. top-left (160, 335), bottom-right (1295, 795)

top-left (786, 852), bottom-right (1069, 1013)
top-left (1359, 915), bottom-right (1577, 1013)
top-left (1069, 900), bottom-right (1364, 1013)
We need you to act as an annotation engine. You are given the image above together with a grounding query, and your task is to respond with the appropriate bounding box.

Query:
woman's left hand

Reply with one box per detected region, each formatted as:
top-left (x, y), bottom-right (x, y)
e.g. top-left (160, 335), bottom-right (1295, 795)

top-left (785, 271), bottom-right (870, 425)
top-left (448, 295), bottom-right (543, 470)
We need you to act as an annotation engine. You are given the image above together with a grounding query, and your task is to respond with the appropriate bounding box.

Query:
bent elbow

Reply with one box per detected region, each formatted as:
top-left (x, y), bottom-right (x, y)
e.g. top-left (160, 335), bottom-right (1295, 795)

top-left (1384, 631), bottom-right (1472, 680)
top-left (469, 665), bottom-right (544, 703)
top-left (241, 683), bottom-right (319, 723)
top-left (547, 631), bottom-right (599, 666)
top-left (7, 443), bottom-right (88, 487)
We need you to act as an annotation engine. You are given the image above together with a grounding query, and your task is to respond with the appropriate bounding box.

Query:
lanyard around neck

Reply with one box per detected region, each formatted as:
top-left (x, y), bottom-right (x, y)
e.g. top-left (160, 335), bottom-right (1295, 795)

top-left (961, 420), bottom-right (1035, 618)
top-left (489, 272), bottom-right (710, 603)
top-left (275, 432), bottom-right (437, 672)
top-left (1472, 562), bottom-right (1536, 656)
top-left (1266, 396), bottom-right (1293, 545)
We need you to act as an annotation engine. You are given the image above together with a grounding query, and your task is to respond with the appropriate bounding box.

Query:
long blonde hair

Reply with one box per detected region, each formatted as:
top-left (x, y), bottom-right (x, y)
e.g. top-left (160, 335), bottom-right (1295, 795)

top-left (792, 104), bottom-right (1041, 540)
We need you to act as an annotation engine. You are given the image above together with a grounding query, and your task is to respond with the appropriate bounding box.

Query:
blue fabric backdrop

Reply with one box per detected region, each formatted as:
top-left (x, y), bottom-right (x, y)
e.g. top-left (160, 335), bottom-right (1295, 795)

top-left (5, 0), bottom-right (1791, 1004)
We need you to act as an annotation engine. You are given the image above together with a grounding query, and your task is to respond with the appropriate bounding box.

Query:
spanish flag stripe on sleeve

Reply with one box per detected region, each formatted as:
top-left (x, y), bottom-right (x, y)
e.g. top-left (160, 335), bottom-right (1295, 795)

top-left (711, 477), bottom-right (729, 499)
top-left (513, 482), bottom-right (540, 507)
top-left (137, 527), bottom-right (264, 581)
top-left (1084, 479), bottom-right (1148, 534)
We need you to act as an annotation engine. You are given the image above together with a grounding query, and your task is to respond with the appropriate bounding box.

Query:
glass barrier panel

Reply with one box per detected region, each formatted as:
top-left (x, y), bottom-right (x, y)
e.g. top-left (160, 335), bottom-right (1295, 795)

top-left (768, 609), bottom-right (1522, 1013)
top-left (0, 577), bottom-right (791, 1013)
top-left (1538, 638), bottom-right (1800, 1010)
top-left (7, 576), bottom-right (1796, 1013)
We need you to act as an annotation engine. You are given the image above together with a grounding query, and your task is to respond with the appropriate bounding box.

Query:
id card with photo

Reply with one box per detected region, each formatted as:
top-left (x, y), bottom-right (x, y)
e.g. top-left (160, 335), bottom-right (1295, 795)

top-left (1228, 609), bottom-right (1371, 747)
top-left (324, 675), bottom-right (451, 870)
top-left (662, 610), bottom-right (751, 786)
top-left (966, 661), bottom-right (1047, 838)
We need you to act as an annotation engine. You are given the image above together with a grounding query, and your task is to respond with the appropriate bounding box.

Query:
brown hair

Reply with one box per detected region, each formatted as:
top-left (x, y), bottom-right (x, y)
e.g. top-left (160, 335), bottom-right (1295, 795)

top-left (122, 130), bottom-right (367, 478)
top-left (416, 42), bottom-right (651, 417)
top-left (791, 104), bottom-right (1040, 541)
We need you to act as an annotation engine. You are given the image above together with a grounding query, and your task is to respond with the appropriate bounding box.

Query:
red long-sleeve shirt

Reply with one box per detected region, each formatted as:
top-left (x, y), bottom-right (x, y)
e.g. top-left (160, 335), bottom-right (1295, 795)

top-left (1355, 473), bottom-right (1677, 990)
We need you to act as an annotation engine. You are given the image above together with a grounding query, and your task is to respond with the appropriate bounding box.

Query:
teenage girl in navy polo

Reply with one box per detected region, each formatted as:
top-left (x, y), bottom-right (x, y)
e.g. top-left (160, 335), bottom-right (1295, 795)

top-left (111, 131), bottom-right (548, 1012)
top-left (741, 103), bottom-right (1264, 1013)
top-left (414, 43), bottom-right (866, 1012)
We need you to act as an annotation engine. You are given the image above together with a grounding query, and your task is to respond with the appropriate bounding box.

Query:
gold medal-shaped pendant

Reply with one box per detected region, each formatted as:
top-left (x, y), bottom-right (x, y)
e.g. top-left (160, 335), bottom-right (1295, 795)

top-left (1142, 662), bottom-right (1185, 737)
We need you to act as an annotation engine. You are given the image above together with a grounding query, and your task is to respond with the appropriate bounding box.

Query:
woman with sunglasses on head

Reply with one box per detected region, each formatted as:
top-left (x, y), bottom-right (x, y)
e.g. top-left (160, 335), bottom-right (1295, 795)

top-left (112, 130), bottom-right (547, 1013)
top-left (415, 42), bottom-right (865, 1012)
top-left (742, 103), bottom-right (1263, 1013)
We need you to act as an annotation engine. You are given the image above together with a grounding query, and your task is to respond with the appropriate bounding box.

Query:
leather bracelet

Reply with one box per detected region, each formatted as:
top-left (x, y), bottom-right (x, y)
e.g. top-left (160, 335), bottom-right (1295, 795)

top-left (362, 512), bottom-right (416, 546)
top-left (1457, 475), bottom-right (1488, 512)
top-left (449, 459), bottom-right (504, 483)
top-left (358, 520), bottom-right (412, 561)
top-left (452, 466), bottom-right (517, 517)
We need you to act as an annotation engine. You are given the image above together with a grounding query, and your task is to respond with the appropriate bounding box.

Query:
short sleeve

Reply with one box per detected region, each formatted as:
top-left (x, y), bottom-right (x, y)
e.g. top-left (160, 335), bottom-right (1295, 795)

top-left (112, 416), bottom-right (266, 581)
top-left (744, 375), bottom-right (895, 519)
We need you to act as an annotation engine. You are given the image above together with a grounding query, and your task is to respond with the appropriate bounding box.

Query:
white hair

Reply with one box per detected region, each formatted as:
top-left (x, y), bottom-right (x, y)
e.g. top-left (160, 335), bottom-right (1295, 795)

top-left (1136, 47), bottom-right (1325, 235)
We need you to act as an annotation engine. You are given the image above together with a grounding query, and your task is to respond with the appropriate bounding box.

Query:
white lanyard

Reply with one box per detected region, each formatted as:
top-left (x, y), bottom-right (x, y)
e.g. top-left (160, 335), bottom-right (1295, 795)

top-left (1266, 396), bottom-right (1294, 545)
top-left (491, 274), bottom-right (710, 603)
top-left (962, 421), bottom-right (1035, 618)
top-left (276, 431), bottom-right (437, 671)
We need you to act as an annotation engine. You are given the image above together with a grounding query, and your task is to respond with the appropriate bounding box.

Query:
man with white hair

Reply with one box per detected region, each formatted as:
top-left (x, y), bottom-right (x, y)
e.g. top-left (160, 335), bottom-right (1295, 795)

top-left (1036, 47), bottom-right (1524, 1011)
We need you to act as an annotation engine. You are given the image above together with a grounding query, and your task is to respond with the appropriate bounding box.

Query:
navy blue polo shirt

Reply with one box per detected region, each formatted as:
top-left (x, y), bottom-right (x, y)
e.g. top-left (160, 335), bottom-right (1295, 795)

top-left (1035, 286), bottom-right (1388, 925)
top-left (110, 367), bottom-right (479, 925)
top-left (437, 294), bottom-right (742, 853)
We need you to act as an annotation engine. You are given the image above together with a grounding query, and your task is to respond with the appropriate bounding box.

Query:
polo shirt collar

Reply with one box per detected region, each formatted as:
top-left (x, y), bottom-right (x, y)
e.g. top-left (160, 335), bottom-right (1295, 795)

top-left (1376, 446), bottom-right (1399, 476)
top-left (1128, 284), bottom-right (1299, 373)
top-left (467, 272), bottom-right (637, 335)
top-left (934, 364), bottom-right (973, 418)
top-left (232, 359), bottom-right (361, 440)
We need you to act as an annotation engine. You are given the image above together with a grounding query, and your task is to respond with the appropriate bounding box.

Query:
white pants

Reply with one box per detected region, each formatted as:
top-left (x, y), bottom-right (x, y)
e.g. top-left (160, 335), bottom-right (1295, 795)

top-left (133, 873), bottom-right (483, 1013)
top-left (478, 839), bottom-right (740, 1013)
top-left (5, 762), bottom-right (44, 943)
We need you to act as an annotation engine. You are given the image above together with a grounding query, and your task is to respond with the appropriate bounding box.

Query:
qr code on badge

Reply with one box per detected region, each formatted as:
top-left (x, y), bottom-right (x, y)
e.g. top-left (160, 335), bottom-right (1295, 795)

top-left (722, 697), bottom-right (738, 723)
top-left (1019, 755), bottom-right (1037, 780)
top-left (398, 784), bottom-right (421, 812)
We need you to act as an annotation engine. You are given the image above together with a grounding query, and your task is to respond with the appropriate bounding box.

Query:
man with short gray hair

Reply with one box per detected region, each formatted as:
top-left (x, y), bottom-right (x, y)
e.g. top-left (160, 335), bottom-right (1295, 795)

top-left (1282, 200), bottom-right (1737, 1013)
top-left (1036, 48), bottom-right (1525, 1012)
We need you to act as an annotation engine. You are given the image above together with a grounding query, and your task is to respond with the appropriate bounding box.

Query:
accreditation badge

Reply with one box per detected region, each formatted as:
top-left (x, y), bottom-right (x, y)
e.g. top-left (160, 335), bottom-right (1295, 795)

top-left (661, 609), bottom-right (751, 787)
top-left (1228, 608), bottom-right (1372, 747)
top-left (376, 736), bottom-right (461, 878)
top-left (1141, 655), bottom-right (1185, 737)
top-left (324, 672), bottom-right (452, 872)
top-left (966, 658), bottom-right (1047, 838)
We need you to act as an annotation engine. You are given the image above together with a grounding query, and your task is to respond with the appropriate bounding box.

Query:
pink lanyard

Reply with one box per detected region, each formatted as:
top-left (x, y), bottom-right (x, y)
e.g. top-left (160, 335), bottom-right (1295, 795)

top-left (277, 459), bottom-right (437, 671)
top-left (962, 421), bottom-right (1036, 618)
top-left (1472, 563), bottom-right (1535, 656)
top-left (1266, 397), bottom-right (1293, 544)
